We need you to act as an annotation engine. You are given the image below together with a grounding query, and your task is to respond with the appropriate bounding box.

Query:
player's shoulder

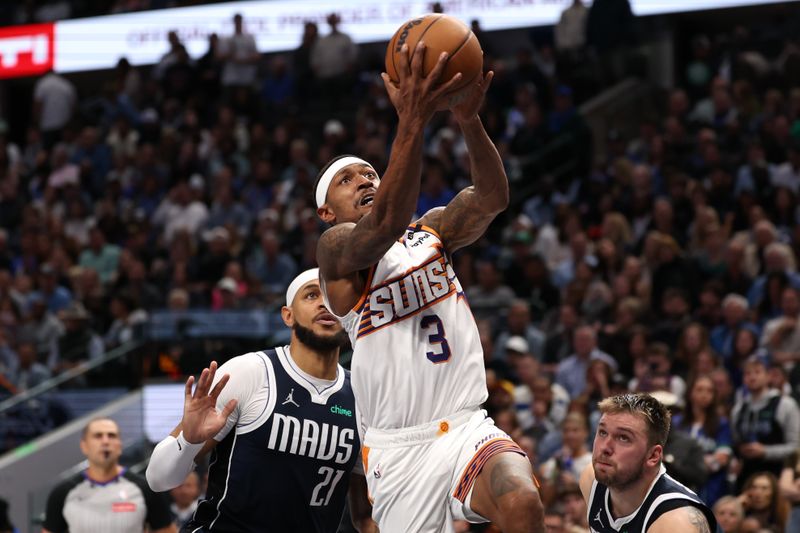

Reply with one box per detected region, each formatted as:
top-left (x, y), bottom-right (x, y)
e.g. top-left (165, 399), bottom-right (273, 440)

top-left (218, 350), bottom-right (273, 373)
top-left (412, 209), bottom-right (444, 239)
top-left (648, 504), bottom-right (712, 533)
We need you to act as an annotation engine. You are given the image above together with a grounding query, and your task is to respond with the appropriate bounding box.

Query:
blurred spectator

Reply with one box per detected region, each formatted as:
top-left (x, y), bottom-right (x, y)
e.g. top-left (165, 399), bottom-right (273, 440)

top-left (555, 0), bottom-right (588, 53)
top-left (674, 374), bottom-right (733, 505)
top-left (104, 292), bottom-right (147, 349)
top-left (762, 286), bottom-right (800, 367)
top-left (713, 495), bottom-right (745, 533)
top-left (712, 294), bottom-right (756, 362)
top-left (34, 263), bottom-right (73, 314)
top-left (494, 300), bottom-right (545, 362)
top-left (33, 71), bottom-right (76, 149)
top-left (310, 13), bottom-right (357, 109)
top-left (18, 293), bottom-right (63, 365)
top-left (513, 353), bottom-right (570, 431)
top-left (629, 342), bottom-right (686, 398)
top-left (293, 22), bottom-right (318, 103)
top-left (78, 226), bottom-right (121, 285)
top-left (732, 356), bottom-right (800, 490)
top-left (555, 324), bottom-right (616, 397)
top-left (245, 231), bottom-right (297, 298)
top-left (54, 302), bottom-right (104, 376)
top-left (169, 471), bottom-right (201, 530)
top-left (539, 413), bottom-right (592, 486)
top-left (466, 261), bottom-right (515, 320)
top-left (738, 472), bottom-right (788, 531)
top-left (217, 14), bottom-right (259, 95)
top-left (152, 180), bottom-right (210, 245)
top-left (7, 341), bottom-right (51, 393)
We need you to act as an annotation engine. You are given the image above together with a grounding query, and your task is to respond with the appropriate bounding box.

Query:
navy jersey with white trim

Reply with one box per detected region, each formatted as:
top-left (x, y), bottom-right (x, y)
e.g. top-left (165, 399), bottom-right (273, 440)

top-left (187, 348), bottom-right (360, 532)
top-left (587, 468), bottom-right (721, 532)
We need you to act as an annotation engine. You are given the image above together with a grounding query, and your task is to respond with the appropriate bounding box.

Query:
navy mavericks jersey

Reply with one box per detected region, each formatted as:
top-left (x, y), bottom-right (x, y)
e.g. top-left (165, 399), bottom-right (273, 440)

top-left (187, 348), bottom-right (361, 532)
top-left (587, 466), bottom-right (721, 532)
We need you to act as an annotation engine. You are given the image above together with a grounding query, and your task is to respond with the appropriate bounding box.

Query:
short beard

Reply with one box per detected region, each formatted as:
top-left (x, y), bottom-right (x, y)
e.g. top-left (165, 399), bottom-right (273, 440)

top-left (294, 322), bottom-right (349, 352)
top-left (594, 459), bottom-right (646, 491)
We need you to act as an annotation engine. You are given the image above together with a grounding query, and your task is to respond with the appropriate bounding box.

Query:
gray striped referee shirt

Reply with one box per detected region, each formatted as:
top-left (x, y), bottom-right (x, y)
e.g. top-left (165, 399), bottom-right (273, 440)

top-left (43, 468), bottom-right (172, 533)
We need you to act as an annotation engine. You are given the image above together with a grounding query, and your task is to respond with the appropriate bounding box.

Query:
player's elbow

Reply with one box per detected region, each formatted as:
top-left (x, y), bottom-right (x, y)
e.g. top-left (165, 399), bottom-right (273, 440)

top-left (145, 465), bottom-right (174, 493)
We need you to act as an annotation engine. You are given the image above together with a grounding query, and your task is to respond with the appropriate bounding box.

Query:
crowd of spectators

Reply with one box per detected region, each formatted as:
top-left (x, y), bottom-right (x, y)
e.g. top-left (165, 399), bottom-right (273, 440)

top-left (1, 0), bottom-right (800, 531)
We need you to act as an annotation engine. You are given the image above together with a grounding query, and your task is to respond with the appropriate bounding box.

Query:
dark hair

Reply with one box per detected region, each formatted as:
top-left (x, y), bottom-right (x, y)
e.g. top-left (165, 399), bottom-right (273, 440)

top-left (598, 393), bottom-right (671, 447)
top-left (680, 375), bottom-right (720, 438)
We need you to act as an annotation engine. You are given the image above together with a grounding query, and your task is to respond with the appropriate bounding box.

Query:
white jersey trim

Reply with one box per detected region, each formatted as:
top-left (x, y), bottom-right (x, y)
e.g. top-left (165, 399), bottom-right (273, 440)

top-left (642, 492), bottom-right (704, 530)
top-left (209, 432), bottom-right (239, 530)
top-left (276, 346), bottom-right (345, 405)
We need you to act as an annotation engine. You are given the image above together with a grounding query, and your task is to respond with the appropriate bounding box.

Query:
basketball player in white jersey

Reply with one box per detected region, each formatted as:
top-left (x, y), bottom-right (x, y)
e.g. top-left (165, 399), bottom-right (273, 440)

top-left (315, 42), bottom-right (544, 532)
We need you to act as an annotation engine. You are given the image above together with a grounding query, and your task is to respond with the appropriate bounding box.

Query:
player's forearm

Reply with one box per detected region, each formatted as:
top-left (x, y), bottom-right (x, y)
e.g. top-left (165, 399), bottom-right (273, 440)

top-left (458, 116), bottom-right (509, 214)
top-left (368, 118), bottom-right (426, 236)
top-left (146, 433), bottom-right (204, 492)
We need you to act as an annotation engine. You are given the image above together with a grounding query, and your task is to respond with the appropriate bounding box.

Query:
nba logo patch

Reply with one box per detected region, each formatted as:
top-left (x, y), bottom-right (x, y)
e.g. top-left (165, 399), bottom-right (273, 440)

top-left (373, 464), bottom-right (383, 479)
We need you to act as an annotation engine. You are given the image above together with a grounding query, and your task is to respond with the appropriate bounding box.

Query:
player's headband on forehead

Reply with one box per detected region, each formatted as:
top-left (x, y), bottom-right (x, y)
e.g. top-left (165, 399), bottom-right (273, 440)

top-left (285, 268), bottom-right (320, 307)
top-left (315, 156), bottom-right (371, 208)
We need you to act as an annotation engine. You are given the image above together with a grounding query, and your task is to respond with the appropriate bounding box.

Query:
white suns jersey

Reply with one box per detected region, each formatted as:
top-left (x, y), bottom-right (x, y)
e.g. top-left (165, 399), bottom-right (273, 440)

top-left (325, 224), bottom-right (488, 430)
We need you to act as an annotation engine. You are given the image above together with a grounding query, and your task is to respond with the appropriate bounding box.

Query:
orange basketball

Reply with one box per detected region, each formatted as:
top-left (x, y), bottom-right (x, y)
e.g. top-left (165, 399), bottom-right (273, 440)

top-left (385, 14), bottom-right (483, 93)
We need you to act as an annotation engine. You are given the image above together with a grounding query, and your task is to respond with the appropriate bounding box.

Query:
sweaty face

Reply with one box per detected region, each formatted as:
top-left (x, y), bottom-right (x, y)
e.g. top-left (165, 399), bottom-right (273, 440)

top-left (287, 281), bottom-right (348, 350)
top-left (319, 163), bottom-right (380, 225)
top-left (592, 413), bottom-right (657, 490)
top-left (80, 419), bottom-right (122, 470)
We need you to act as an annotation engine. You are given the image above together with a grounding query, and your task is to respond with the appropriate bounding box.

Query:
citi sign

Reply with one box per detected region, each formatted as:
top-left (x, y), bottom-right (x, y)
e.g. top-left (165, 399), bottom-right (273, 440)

top-left (0, 24), bottom-right (54, 78)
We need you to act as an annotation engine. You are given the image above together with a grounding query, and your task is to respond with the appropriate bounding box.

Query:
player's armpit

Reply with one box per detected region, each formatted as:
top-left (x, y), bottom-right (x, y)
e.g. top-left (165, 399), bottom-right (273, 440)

top-left (648, 506), bottom-right (711, 533)
top-left (416, 187), bottom-right (501, 253)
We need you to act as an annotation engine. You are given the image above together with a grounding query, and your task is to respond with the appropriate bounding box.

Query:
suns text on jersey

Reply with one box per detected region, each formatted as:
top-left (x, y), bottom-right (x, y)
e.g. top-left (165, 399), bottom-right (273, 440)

top-left (360, 254), bottom-right (458, 334)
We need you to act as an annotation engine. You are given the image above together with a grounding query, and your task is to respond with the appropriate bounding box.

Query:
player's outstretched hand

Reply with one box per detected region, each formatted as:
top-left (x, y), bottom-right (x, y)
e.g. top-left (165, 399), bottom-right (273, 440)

top-left (450, 70), bottom-right (493, 123)
top-left (181, 361), bottom-right (237, 444)
top-left (381, 41), bottom-right (463, 123)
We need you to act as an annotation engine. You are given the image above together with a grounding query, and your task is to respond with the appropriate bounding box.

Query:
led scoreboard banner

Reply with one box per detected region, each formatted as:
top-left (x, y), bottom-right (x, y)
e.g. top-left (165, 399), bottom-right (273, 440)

top-left (0, 0), bottom-right (794, 78)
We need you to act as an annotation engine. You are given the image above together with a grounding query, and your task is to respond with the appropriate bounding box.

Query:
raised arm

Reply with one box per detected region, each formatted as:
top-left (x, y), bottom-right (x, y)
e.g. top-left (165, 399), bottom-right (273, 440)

top-left (318, 42), bottom-right (462, 314)
top-left (417, 72), bottom-right (509, 253)
top-left (146, 362), bottom-right (236, 492)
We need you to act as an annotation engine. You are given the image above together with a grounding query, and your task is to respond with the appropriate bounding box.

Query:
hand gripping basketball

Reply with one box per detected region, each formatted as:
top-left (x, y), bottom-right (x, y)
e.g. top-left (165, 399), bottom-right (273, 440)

top-left (380, 41), bottom-right (463, 123)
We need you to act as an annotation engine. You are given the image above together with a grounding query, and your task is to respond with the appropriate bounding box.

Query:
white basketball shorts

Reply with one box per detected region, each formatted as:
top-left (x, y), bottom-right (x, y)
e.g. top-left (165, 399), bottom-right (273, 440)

top-left (361, 409), bottom-right (526, 533)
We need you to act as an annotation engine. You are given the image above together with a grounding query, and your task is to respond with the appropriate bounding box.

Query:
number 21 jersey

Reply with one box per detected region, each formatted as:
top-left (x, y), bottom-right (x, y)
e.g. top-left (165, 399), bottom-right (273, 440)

top-left (329, 224), bottom-right (488, 430)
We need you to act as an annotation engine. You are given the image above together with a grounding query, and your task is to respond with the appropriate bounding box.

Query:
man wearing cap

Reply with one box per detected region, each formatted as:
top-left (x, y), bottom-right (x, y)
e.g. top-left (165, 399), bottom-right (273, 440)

top-left (146, 269), bottom-right (376, 532)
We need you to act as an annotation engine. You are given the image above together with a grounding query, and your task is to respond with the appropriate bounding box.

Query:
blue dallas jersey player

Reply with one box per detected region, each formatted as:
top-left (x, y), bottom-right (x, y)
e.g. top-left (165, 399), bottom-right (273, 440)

top-left (580, 394), bottom-right (721, 533)
top-left (146, 269), bottom-right (376, 533)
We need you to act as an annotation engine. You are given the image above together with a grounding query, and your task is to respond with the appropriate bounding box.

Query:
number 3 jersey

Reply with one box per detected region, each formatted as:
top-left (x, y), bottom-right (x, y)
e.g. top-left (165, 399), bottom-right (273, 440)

top-left (190, 348), bottom-right (361, 532)
top-left (329, 224), bottom-right (488, 430)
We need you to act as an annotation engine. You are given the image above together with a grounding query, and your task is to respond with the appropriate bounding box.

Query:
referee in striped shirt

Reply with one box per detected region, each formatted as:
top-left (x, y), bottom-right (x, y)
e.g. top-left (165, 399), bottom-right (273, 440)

top-left (42, 418), bottom-right (176, 533)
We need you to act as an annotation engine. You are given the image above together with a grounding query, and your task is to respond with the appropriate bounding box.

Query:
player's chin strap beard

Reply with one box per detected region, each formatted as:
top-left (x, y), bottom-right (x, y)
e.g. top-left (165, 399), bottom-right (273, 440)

top-left (294, 323), bottom-right (350, 352)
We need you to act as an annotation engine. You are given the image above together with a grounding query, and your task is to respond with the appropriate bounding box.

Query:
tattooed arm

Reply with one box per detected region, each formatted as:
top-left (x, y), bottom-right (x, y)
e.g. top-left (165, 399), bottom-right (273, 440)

top-left (416, 73), bottom-right (509, 253)
top-left (648, 505), bottom-right (712, 533)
